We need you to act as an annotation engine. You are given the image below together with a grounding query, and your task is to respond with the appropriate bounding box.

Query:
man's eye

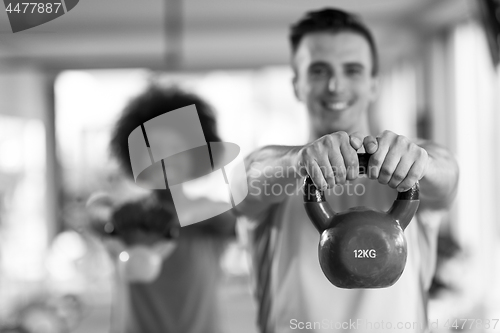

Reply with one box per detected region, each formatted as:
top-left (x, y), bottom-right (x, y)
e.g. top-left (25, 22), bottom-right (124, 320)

top-left (346, 67), bottom-right (363, 76)
top-left (309, 67), bottom-right (329, 77)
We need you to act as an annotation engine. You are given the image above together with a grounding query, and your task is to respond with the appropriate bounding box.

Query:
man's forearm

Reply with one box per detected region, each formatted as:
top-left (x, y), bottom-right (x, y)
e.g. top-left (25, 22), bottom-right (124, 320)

top-left (418, 140), bottom-right (459, 207)
top-left (244, 145), bottom-right (303, 204)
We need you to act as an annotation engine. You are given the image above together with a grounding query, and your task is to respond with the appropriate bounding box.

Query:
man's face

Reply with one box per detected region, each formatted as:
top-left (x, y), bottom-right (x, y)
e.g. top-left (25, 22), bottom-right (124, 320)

top-left (292, 31), bottom-right (378, 137)
top-left (143, 130), bottom-right (194, 184)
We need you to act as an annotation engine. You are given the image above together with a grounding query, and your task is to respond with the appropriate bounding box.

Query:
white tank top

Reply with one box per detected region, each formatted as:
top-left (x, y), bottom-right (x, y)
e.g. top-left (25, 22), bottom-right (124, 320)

top-left (244, 176), bottom-right (439, 333)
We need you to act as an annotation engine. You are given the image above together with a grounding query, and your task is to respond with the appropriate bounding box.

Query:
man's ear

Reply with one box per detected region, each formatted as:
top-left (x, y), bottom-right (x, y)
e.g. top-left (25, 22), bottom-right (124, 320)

top-left (292, 73), bottom-right (301, 101)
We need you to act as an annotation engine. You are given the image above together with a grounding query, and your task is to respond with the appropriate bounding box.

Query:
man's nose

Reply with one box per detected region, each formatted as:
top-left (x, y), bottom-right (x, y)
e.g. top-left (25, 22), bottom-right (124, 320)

top-left (327, 76), bottom-right (345, 93)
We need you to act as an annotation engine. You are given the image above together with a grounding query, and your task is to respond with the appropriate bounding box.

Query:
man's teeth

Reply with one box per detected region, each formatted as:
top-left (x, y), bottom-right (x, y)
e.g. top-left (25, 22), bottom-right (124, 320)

top-left (327, 102), bottom-right (348, 111)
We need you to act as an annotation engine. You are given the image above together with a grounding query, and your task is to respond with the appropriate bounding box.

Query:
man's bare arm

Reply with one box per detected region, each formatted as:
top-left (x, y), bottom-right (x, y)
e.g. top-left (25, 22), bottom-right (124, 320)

top-left (234, 145), bottom-right (302, 218)
top-left (234, 132), bottom-right (361, 218)
top-left (416, 139), bottom-right (459, 208)
top-left (360, 131), bottom-right (459, 210)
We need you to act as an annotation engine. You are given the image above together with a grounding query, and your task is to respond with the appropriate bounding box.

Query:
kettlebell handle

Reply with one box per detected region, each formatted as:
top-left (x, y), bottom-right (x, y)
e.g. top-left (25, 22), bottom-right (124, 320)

top-left (303, 153), bottom-right (419, 202)
top-left (303, 153), bottom-right (419, 232)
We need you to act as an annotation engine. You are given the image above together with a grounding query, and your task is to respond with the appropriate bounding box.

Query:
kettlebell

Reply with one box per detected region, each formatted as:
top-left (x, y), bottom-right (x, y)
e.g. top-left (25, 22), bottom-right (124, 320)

top-left (303, 153), bottom-right (419, 289)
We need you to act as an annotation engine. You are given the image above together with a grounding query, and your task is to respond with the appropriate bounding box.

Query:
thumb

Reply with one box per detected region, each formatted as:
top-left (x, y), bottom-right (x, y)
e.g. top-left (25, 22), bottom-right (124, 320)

top-left (363, 135), bottom-right (379, 154)
top-left (349, 132), bottom-right (364, 150)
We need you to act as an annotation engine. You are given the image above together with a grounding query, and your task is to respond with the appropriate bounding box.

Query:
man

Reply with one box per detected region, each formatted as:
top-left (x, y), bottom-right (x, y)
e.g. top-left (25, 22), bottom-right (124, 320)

top-left (105, 86), bottom-right (235, 333)
top-left (235, 8), bottom-right (458, 333)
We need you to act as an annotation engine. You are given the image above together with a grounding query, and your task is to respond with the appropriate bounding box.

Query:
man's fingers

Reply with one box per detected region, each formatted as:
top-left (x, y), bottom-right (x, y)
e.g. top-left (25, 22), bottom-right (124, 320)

top-left (388, 157), bottom-right (413, 189)
top-left (328, 151), bottom-right (347, 186)
top-left (397, 157), bottom-right (427, 192)
top-left (368, 144), bottom-right (388, 180)
top-left (378, 149), bottom-right (401, 185)
top-left (296, 159), bottom-right (309, 177)
top-left (318, 158), bottom-right (336, 189)
top-left (298, 131), bottom-right (360, 189)
top-left (309, 160), bottom-right (329, 190)
top-left (340, 140), bottom-right (359, 181)
top-left (349, 132), bottom-right (364, 150)
top-left (363, 136), bottom-right (378, 154)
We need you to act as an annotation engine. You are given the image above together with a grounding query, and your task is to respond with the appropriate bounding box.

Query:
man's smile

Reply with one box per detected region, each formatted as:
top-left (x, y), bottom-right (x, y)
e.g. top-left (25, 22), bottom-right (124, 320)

top-left (320, 99), bottom-right (353, 112)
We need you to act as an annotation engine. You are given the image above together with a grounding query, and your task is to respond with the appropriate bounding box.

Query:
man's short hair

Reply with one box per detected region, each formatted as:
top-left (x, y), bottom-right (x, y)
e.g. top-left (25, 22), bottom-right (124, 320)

top-left (109, 86), bottom-right (221, 178)
top-left (289, 8), bottom-right (379, 76)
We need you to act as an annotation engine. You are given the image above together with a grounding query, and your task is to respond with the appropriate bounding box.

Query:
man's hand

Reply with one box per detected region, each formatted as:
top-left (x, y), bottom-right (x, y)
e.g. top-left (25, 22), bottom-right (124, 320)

top-left (235, 130), bottom-right (455, 217)
top-left (295, 131), bottom-right (363, 190)
top-left (359, 130), bottom-right (429, 192)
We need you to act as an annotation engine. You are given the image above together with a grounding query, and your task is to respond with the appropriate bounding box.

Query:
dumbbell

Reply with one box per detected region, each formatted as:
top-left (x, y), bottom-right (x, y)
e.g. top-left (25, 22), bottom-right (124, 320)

top-left (86, 193), bottom-right (179, 283)
top-left (85, 192), bottom-right (179, 241)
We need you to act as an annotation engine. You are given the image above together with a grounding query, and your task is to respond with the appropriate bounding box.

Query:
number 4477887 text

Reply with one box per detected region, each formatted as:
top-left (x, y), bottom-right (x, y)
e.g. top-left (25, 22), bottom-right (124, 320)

top-left (6, 2), bottom-right (62, 14)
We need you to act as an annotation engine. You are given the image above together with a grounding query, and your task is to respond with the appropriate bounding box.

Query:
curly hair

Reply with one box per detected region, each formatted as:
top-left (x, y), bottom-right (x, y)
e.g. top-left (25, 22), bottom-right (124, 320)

top-left (289, 8), bottom-right (379, 76)
top-left (109, 85), bottom-right (221, 179)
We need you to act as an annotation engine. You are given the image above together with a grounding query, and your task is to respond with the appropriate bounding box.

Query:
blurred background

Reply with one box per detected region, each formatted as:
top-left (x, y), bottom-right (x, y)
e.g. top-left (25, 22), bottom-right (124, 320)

top-left (0, 0), bottom-right (499, 332)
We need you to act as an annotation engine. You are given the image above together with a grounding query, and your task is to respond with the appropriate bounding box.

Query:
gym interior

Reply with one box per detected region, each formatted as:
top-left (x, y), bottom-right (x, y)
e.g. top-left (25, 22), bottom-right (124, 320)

top-left (0, 0), bottom-right (499, 332)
